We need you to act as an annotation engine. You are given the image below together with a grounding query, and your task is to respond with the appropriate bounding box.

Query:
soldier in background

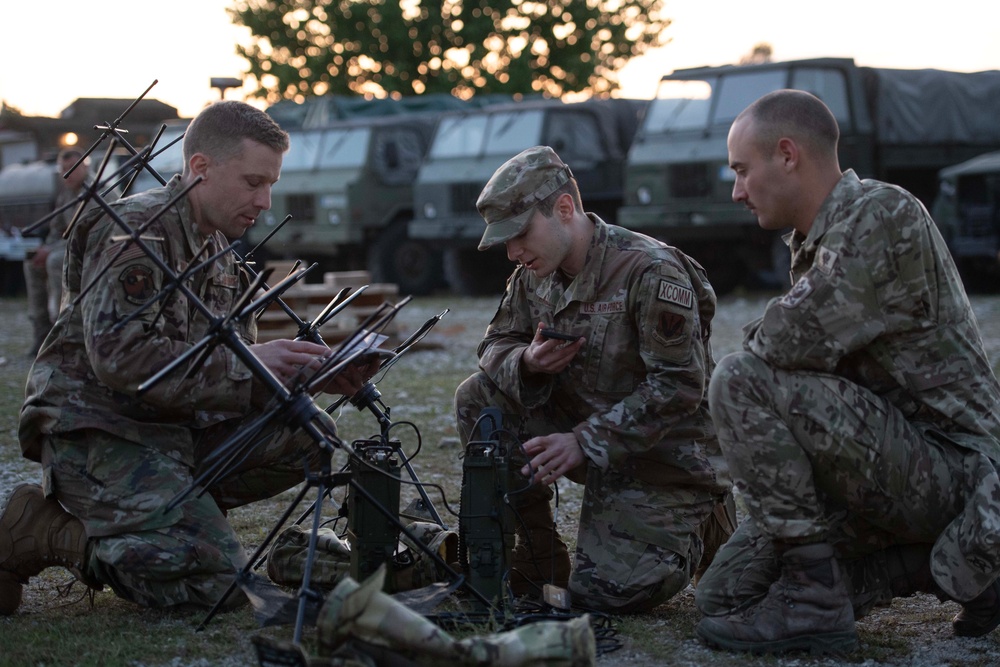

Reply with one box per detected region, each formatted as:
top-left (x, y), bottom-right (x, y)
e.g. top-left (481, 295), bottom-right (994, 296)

top-left (1, 101), bottom-right (374, 615)
top-left (23, 148), bottom-right (93, 355)
top-left (454, 146), bottom-right (735, 613)
top-left (695, 90), bottom-right (1000, 654)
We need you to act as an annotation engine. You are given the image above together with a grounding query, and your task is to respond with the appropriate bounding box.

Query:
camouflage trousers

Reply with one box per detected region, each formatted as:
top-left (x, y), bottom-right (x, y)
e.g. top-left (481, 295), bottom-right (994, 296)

top-left (456, 371), bottom-right (721, 613)
top-left (23, 255), bottom-right (52, 348)
top-left (698, 351), bottom-right (1000, 614)
top-left (41, 420), bottom-right (324, 609)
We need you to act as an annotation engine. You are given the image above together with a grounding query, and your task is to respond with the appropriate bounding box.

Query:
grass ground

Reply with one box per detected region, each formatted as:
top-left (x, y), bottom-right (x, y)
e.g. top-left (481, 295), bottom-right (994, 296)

top-left (1, 292), bottom-right (999, 666)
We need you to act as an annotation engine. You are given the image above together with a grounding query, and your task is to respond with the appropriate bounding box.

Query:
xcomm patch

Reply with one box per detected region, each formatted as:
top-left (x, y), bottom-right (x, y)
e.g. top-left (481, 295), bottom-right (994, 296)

top-left (657, 280), bottom-right (693, 309)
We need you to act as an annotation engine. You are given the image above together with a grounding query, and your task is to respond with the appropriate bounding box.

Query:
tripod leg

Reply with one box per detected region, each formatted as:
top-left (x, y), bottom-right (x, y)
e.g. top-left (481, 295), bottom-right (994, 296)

top-left (196, 482), bottom-right (313, 631)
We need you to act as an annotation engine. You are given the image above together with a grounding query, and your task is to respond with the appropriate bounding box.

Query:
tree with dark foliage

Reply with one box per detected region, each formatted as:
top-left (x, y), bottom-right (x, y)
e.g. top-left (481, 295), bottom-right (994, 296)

top-left (230, 0), bottom-right (669, 103)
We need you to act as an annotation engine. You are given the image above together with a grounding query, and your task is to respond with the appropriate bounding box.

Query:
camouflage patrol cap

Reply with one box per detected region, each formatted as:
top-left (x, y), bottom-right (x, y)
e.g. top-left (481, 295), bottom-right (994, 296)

top-left (476, 145), bottom-right (574, 250)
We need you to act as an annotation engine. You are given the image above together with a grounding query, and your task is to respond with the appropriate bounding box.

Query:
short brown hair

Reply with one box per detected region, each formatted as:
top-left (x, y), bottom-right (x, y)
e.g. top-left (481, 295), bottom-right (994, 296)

top-left (739, 89), bottom-right (839, 159)
top-left (183, 101), bottom-right (288, 171)
top-left (535, 178), bottom-right (584, 218)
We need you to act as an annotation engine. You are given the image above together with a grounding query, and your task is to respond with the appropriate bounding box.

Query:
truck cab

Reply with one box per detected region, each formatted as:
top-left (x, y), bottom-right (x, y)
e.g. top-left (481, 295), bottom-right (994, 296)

top-left (618, 57), bottom-right (875, 293)
top-left (0, 161), bottom-right (53, 294)
top-left (932, 151), bottom-right (1000, 291)
top-left (244, 115), bottom-right (439, 294)
top-left (409, 98), bottom-right (644, 293)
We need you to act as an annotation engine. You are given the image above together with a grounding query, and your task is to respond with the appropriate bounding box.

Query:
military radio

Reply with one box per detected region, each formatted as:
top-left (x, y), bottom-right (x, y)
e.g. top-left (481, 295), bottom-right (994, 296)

top-left (459, 407), bottom-right (517, 608)
top-left (346, 438), bottom-right (402, 584)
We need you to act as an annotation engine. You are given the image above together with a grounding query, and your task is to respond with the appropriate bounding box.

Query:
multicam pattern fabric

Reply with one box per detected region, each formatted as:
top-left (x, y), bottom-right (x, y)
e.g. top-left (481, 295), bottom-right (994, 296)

top-left (699, 170), bottom-right (1000, 609)
top-left (456, 215), bottom-right (732, 612)
top-left (20, 175), bottom-right (258, 464)
top-left (16, 176), bottom-right (321, 608)
top-left (266, 521), bottom-right (459, 593)
top-left (476, 215), bottom-right (725, 487)
top-left (316, 566), bottom-right (597, 666)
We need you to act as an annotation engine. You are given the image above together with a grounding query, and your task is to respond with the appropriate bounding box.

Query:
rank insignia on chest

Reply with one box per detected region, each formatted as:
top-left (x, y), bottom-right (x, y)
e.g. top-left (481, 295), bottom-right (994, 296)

top-left (657, 280), bottom-right (693, 309)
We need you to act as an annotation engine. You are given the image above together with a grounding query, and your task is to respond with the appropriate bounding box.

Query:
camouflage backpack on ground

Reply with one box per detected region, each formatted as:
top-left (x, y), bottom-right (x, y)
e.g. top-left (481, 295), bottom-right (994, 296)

top-left (266, 521), bottom-right (459, 593)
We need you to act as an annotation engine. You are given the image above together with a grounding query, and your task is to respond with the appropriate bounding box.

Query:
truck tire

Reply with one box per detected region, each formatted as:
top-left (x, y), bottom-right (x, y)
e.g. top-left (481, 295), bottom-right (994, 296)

top-left (368, 220), bottom-right (444, 296)
top-left (443, 248), bottom-right (512, 296)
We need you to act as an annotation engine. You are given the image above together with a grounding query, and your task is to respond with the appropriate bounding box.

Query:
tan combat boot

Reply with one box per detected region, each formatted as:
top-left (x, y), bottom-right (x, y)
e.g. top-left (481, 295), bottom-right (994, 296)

top-left (0, 484), bottom-right (97, 615)
top-left (953, 579), bottom-right (1000, 637)
top-left (696, 542), bottom-right (858, 655)
top-left (508, 488), bottom-right (570, 599)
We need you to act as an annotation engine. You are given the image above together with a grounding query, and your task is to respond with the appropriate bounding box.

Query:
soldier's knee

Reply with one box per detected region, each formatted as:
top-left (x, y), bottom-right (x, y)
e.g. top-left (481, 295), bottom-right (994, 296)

top-left (454, 372), bottom-right (498, 442)
top-left (454, 372), bottom-right (492, 412)
top-left (569, 548), bottom-right (690, 614)
top-left (89, 531), bottom-right (243, 608)
top-left (570, 570), bottom-right (689, 614)
top-left (709, 351), bottom-right (760, 397)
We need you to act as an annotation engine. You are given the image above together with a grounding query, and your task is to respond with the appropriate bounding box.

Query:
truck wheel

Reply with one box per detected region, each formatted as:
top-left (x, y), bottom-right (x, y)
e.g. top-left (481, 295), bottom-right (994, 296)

top-left (444, 248), bottom-right (512, 295)
top-left (368, 221), bottom-right (444, 296)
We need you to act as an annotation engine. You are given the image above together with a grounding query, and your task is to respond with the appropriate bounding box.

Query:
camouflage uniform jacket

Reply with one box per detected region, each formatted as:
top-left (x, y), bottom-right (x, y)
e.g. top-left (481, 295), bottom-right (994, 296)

top-left (479, 214), bottom-right (725, 490)
top-left (47, 180), bottom-right (94, 245)
top-left (19, 175), bottom-right (258, 465)
top-left (745, 170), bottom-right (1000, 460)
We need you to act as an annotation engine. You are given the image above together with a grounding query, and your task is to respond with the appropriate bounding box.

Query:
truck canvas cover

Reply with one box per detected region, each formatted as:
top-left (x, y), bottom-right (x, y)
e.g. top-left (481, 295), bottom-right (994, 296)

top-left (865, 68), bottom-right (1000, 145)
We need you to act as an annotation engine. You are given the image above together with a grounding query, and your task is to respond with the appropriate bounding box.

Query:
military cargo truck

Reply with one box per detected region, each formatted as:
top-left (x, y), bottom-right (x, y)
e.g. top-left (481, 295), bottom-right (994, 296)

top-left (245, 114), bottom-right (441, 294)
top-left (618, 57), bottom-right (1000, 293)
top-left (0, 161), bottom-right (52, 294)
top-left (932, 151), bottom-right (1000, 291)
top-left (129, 100), bottom-right (468, 296)
top-left (408, 98), bottom-right (646, 294)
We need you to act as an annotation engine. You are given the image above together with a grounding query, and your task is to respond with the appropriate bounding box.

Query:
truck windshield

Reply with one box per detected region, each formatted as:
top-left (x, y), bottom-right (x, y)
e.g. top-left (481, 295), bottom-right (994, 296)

top-left (147, 127), bottom-right (186, 177)
top-left (283, 128), bottom-right (370, 170)
top-left (643, 79), bottom-right (715, 133)
top-left (429, 110), bottom-right (544, 158)
top-left (317, 128), bottom-right (370, 169)
top-left (644, 66), bottom-right (851, 134)
top-left (283, 130), bottom-right (324, 171)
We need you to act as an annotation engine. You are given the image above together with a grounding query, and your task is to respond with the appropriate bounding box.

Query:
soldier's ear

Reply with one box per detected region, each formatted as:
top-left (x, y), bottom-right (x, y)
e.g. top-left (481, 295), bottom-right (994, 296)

top-left (188, 153), bottom-right (211, 180)
top-left (554, 192), bottom-right (574, 221)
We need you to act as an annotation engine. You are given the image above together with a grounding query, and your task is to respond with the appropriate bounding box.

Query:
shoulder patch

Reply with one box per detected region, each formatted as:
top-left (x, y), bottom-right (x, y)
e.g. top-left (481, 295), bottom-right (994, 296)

top-left (119, 264), bottom-right (157, 305)
top-left (660, 312), bottom-right (687, 339)
top-left (779, 274), bottom-right (815, 309)
top-left (815, 246), bottom-right (839, 275)
top-left (657, 280), bottom-right (693, 309)
top-left (106, 240), bottom-right (148, 267)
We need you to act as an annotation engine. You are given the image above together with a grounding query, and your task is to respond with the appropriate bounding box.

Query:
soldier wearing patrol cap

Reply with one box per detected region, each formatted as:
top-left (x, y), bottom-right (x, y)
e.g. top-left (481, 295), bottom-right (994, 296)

top-left (694, 89), bottom-right (1000, 655)
top-left (454, 145), bottom-right (736, 613)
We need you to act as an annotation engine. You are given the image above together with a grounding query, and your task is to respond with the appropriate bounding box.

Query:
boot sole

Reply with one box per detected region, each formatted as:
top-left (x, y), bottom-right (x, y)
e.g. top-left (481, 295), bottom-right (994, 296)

top-left (696, 621), bottom-right (858, 655)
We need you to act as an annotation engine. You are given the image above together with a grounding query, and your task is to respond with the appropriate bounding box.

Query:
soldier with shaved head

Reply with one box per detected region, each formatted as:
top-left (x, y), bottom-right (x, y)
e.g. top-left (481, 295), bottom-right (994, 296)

top-left (695, 89), bottom-right (1000, 655)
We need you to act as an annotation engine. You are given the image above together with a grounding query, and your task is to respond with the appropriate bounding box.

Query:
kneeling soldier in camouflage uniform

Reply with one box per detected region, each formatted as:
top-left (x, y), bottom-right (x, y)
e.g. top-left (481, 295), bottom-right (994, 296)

top-left (455, 146), bottom-right (735, 613)
top-left (2, 101), bottom-right (373, 615)
top-left (695, 90), bottom-right (1000, 654)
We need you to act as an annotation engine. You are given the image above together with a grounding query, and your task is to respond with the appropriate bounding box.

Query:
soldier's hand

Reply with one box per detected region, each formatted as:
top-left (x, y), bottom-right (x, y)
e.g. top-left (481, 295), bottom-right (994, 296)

top-left (307, 352), bottom-right (381, 396)
top-left (521, 432), bottom-right (586, 486)
top-left (522, 322), bottom-right (584, 375)
top-left (251, 339), bottom-right (332, 387)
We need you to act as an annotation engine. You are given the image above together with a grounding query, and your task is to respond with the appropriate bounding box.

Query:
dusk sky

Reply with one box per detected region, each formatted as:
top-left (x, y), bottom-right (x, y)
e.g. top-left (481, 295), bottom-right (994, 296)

top-left (4, 1), bottom-right (999, 119)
